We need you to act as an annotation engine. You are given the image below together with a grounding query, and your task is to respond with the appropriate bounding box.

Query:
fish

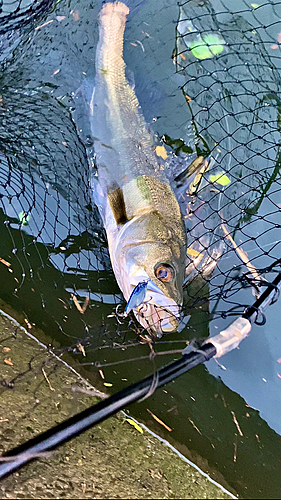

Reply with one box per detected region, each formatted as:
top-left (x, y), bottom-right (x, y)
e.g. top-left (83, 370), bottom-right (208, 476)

top-left (89, 1), bottom-right (188, 338)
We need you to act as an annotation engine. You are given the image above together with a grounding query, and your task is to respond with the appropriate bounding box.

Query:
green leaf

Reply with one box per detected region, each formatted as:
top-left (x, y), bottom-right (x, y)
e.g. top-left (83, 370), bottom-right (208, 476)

top-left (190, 34), bottom-right (225, 60)
top-left (18, 211), bottom-right (30, 226)
top-left (209, 173), bottom-right (231, 186)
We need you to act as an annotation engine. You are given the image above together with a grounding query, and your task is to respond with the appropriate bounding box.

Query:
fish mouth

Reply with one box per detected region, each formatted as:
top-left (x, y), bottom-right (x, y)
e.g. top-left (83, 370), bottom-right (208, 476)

top-left (135, 302), bottom-right (180, 338)
top-left (129, 277), bottom-right (180, 338)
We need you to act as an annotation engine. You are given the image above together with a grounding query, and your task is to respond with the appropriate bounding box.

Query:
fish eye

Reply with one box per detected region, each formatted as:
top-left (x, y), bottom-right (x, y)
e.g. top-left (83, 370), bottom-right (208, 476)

top-left (154, 263), bottom-right (174, 283)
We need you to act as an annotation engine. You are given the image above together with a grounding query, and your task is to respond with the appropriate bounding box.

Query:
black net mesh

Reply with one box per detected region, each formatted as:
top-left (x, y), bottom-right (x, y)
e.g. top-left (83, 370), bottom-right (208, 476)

top-left (0, 0), bottom-right (53, 31)
top-left (174, 0), bottom-right (281, 319)
top-left (0, 0), bottom-right (56, 68)
top-left (0, 0), bottom-right (281, 497)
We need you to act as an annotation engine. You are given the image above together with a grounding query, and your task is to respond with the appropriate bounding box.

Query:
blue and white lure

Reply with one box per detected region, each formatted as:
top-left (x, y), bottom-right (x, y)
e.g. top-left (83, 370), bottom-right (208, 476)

top-left (123, 280), bottom-right (149, 317)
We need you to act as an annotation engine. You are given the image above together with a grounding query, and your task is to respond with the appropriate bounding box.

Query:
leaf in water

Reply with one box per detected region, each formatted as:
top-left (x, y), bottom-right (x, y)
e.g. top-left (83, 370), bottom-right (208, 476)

top-left (125, 418), bottom-right (144, 434)
top-left (209, 173), bottom-right (231, 186)
top-left (190, 34), bottom-right (225, 60)
top-left (104, 382), bottom-right (113, 387)
top-left (186, 247), bottom-right (203, 257)
top-left (18, 211), bottom-right (30, 226)
top-left (155, 145), bottom-right (168, 160)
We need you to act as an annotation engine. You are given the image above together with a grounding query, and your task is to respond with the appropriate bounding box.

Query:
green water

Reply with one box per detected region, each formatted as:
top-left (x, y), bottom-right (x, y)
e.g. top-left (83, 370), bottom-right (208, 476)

top-left (0, 0), bottom-right (281, 498)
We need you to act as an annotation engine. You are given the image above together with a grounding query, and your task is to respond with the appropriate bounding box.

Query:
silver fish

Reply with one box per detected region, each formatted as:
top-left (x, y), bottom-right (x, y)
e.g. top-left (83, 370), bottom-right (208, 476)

top-left (90, 1), bottom-right (187, 337)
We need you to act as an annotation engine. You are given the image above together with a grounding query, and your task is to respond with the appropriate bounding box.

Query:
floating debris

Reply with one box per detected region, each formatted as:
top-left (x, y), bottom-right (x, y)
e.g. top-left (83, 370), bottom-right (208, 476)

top-left (0, 258), bottom-right (11, 268)
top-left (189, 34), bottom-right (225, 60)
top-left (146, 409), bottom-right (172, 432)
top-left (18, 211), bottom-right (30, 226)
top-left (231, 411), bottom-right (243, 436)
top-left (35, 19), bottom-right (54, 31)
top-left (188, 418), bottom-right (202, 435)
top-left (71, 294), bottom-right (90, 314)
top-left (77, 343), bottom-right (86, 357)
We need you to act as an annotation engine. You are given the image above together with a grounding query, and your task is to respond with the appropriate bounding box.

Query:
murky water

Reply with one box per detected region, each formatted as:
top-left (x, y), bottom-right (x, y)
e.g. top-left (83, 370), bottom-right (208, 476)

top-left (0, 0), bottom-right (281, 498)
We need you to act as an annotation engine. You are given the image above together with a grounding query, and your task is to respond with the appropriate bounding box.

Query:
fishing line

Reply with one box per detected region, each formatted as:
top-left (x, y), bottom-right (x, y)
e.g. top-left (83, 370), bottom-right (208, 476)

top-left (0, 270), bottom-right (280, 479)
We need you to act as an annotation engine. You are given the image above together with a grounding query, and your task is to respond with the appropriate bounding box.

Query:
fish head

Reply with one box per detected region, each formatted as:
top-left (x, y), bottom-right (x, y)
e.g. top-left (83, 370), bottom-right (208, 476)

top-left (112, 219), bottom-right (186, 338)
top-left (126, 243), bottom-right (185, 337)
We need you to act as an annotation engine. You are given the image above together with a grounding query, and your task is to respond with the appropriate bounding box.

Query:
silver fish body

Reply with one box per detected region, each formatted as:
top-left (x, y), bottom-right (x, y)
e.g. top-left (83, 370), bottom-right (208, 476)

top-left (90, 1), bottom-right (187, 337)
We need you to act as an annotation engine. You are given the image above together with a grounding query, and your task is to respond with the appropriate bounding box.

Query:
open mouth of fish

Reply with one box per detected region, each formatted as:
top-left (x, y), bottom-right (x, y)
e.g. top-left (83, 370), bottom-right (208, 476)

top-left (135, 302), bottom-right (180, 338)
top-left (128, 276), bottom-right (181, 338)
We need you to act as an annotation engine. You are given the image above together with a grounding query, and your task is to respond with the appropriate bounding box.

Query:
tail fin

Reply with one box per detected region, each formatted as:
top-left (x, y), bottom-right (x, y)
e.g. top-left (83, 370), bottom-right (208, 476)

top-left (101, 0), bottom-right (147, 15)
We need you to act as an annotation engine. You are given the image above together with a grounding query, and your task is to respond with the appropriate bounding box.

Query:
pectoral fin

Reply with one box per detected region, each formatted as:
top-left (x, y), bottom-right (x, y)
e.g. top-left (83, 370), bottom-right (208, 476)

top-left (108, 177), bottom-right (153, 225)
top-left (107, 186), bottom-right (128, 225)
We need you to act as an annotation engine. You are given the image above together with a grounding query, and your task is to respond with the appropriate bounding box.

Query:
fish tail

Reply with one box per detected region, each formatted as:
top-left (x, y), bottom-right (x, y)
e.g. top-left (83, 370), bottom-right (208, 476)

top-left (98, 2), bottom-right (129, 48)
top-left (100, 1), bottom-right (129, 21)
top-left (100, 0), bottom-right (147, 15)
top-left (101, 1), bottom-right (129, 14)
top-left (96, 2), bottom-right (130, 81)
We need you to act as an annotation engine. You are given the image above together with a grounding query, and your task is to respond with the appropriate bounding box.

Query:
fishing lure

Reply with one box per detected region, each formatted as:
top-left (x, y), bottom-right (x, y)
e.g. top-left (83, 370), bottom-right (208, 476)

top-left (124, 280), bottom-right (149, 317)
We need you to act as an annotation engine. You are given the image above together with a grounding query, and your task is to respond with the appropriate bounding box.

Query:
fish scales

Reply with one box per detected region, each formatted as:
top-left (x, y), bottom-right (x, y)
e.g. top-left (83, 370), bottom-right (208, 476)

top-left (94, 1), bottom-right (163, 181)
top-left (91, 2), bottom-right (187, 337)
top-left (95, 3), bottom-right (183, 230)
